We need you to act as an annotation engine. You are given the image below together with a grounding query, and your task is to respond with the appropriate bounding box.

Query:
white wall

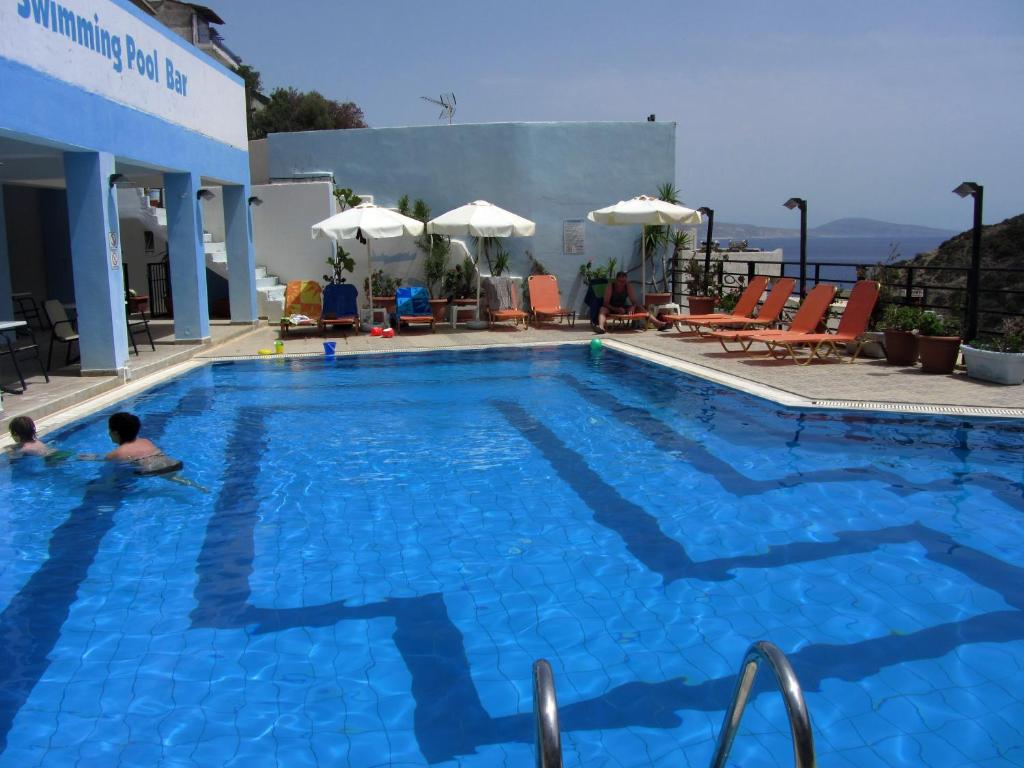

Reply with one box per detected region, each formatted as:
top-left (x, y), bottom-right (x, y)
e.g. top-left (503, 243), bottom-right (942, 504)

top-left (250, 182), bottom-right (336, 284)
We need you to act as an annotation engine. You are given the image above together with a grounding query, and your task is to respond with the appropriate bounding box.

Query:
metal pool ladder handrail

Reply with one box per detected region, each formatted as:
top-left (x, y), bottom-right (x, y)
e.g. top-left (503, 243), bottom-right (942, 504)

top-left (533, 659), bottom-right (563, 768)
top-left (709, 640), bottom-right (817, 768)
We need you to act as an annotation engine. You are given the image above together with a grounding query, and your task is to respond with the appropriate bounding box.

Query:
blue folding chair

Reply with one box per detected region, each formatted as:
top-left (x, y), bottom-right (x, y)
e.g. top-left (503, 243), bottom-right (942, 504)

top-left (319, 283), bottom-right (360, 335)
top-left (395, 286), bottom-right (435, 334)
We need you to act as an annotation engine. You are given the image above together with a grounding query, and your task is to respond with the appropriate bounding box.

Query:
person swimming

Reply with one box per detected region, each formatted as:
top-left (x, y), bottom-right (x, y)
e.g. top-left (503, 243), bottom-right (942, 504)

top-left (81, 411), bottom-right (206, 491)
top-left (6, 415), bottom-right (53, 458)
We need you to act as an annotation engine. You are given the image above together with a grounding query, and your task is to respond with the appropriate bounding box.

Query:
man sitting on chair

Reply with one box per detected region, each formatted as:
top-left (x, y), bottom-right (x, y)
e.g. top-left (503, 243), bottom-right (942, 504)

top-left (594, 271), bottom-right (671, 334)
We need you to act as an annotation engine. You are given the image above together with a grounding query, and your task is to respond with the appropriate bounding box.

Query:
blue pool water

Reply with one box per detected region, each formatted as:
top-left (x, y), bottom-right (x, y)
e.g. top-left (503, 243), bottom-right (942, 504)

top-left (1, 345), bottom-right (1023, 767)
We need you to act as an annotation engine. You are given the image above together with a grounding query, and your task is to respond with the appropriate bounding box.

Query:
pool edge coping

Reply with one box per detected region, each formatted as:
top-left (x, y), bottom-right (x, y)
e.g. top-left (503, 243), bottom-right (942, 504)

top-left (8, 337), bottom-right (1022, 444)
top-left (604, 340), bottom-right (1024, 420)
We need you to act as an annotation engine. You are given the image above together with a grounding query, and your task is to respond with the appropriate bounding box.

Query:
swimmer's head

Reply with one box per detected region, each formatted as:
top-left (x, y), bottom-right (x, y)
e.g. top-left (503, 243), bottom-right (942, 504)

top-left (108, 412), bottom-right (141, 445)
top-left (9, 416), bottom-right (37, 444)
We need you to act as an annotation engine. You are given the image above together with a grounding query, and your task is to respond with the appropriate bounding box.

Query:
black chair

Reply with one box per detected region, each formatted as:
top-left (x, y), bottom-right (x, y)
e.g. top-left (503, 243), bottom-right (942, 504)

top-left (43, 299), bottom-right (80, 371)
top-left (0, 324), bottom-right (49, 393)
top-left (126, 302), bottom-right (155, 355)
top-left (12, 292), bottom-right (44, 328)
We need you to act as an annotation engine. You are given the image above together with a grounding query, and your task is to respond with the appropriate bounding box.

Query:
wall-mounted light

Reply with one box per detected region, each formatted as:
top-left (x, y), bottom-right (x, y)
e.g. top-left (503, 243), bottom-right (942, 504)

top-left (108, 173), bottom-right (125, 188)
top-left (197, 188), bottom-right (216, 201)
top-left (247, 195), bottom-right (263, 207)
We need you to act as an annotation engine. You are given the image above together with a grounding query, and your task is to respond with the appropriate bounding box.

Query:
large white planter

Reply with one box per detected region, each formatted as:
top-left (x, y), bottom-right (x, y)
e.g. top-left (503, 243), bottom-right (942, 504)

top-left (846, 330), bottom-right (885, 359)
top-left (961, 345), bottom-right (1024, 385)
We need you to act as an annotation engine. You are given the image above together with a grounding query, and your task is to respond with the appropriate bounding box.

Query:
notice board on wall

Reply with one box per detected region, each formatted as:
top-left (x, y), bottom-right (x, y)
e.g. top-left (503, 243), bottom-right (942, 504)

top-left (563, 220), bottom-right (585, 255)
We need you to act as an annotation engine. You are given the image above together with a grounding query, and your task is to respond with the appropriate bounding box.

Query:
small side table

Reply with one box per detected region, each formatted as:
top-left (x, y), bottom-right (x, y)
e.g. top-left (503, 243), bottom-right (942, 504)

top-left (449, 303), bottom-right (478, 329)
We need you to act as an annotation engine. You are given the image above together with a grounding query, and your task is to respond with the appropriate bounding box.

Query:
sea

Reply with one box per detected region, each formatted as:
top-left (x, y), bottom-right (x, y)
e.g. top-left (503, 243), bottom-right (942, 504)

top-left (736, 236), bottom-right (950, 285)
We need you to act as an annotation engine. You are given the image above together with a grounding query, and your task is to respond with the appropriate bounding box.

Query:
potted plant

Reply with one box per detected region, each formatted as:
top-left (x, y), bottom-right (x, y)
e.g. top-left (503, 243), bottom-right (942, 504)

top-left (961, 317), bottom-right (1024, 385)
top-left (366, 269), bottom-right (402, 315)
top-left (682, 254), bottom-right (717, 315)
top-left (443, 257), bottom-right (478, 304)
top-left (881, 304), bottom-right (923, 366)
top-left (916, 311), bottom-right (961, 374)
top-left (851, 249), bottom-right (902, 358)
top-left (323, 244), bottom-right (355, 286)
top-left (398, 195), bottom-right (452, 323)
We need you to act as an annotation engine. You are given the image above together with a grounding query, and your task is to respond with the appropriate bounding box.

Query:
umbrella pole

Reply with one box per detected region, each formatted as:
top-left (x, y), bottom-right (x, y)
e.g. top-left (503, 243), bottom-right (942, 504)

top-left (367, 239), bottom-right (377, 328)
top-left (475, 237), bottom-right (482, 321)
top-left (641, 226), bottom-right (646, 306)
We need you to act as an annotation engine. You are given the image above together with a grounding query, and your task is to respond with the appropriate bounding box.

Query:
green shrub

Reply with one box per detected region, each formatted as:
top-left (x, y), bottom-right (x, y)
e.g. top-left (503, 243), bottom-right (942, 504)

top-left (917, 311), bottom-right (960, 337)
top-left (972, 317), bottom-right (1024, 353)
top-left (882, 304), bottom-right (924, 332)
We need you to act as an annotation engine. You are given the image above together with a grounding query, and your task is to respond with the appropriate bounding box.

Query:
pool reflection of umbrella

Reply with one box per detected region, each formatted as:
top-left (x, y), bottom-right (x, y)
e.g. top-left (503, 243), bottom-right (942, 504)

top-left (587, 195), bottom-right (702, 300)
top-left (311, 203), bottom-right (424, 324)
top-left (426, 200), bottom-right (535, 320)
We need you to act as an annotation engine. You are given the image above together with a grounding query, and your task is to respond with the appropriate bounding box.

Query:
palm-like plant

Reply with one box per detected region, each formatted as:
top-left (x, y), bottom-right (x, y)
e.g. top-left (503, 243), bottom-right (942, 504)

top-left (398, 195), bottom-right (451, 296)
top-left (638, 182), bottom-right (683, 292)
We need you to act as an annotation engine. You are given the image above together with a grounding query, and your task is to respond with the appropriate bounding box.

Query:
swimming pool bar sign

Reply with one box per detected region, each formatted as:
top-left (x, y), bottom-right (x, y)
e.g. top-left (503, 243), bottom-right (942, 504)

top-left (0, 0), bottom-right (248, 150)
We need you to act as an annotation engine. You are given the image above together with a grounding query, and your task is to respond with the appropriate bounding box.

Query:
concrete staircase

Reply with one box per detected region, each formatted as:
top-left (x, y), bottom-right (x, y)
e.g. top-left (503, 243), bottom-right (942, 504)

top-left (122, 189), bottom-right (283, 319)
top-left (256, 266), bottom-right (285, 319)
top-left (201, 233), bottom-right (284, 320)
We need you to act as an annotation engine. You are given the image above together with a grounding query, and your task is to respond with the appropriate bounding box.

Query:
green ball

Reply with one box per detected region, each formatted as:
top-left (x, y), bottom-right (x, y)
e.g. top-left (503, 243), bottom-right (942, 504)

top-left (590, 338), bottom-right (602, 349)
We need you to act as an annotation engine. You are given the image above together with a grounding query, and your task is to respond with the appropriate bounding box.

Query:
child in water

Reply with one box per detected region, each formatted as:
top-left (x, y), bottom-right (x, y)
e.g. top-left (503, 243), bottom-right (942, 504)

top-left (6, 416), bottom-right (54, 458)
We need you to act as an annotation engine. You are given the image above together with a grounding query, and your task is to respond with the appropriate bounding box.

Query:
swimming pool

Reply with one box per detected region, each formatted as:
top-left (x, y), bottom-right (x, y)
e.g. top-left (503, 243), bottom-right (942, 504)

top-left (1, 344), bottom-right (1022, 767)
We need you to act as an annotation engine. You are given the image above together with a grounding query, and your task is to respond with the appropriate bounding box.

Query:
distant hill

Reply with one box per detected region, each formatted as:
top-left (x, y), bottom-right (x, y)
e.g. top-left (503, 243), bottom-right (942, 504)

top-left (812, 218), bottom-right (956, 238)
top-left (702, 217), bottom-right (956, 240)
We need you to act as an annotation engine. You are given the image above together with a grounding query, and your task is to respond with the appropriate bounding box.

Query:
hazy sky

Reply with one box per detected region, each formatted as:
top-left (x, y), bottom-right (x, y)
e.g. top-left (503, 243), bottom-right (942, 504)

top-left (212, 0), bottom-right (1022, 229)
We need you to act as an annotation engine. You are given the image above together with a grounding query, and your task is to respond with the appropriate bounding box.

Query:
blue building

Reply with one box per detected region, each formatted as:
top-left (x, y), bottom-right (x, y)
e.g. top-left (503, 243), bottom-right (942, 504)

top-left (0, 0), bottom-right (256, 382)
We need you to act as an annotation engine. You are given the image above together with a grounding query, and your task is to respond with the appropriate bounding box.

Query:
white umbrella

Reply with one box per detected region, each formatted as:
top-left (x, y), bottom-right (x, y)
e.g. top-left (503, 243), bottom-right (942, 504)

top-left (587, 195), bottom-right (702, 299)
top-left (312, 202), bottom-right (424, 322)
top-left (426, 200), bottom-right (536, 317)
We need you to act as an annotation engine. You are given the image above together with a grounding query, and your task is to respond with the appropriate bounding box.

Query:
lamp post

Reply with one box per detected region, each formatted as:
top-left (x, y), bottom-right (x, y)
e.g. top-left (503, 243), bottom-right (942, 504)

top-left (698, 207), bottom-right (714, 294)
top-left (953, 182), bottom-right (983, 342)
top-left (784, 198), bottom-right (808, 298)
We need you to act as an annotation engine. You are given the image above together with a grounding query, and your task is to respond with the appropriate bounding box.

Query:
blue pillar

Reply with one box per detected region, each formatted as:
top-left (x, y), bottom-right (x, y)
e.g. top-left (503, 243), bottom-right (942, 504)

top-left (223, 184), bottom-right (257, 323)
top-left (0, 185), bottom-right (12, 321)
top-left (164, 172), bottom-right (210, 341)
top-left (64, 151), bottom-right (129, 375)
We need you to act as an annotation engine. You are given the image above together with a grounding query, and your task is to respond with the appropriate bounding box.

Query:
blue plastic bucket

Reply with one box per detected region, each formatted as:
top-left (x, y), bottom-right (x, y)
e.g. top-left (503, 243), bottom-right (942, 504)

top-left (323, 341), bottom-right (336, 356)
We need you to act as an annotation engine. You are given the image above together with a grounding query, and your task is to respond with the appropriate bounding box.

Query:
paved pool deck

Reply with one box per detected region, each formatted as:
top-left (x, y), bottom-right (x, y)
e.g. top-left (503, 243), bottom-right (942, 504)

top-left (2, 319), bottom-right (1022, 438)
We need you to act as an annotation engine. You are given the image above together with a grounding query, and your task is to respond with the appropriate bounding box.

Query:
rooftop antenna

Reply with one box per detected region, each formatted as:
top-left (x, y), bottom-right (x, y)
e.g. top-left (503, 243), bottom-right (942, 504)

top-left (421, 92), bottom-right (456, 125)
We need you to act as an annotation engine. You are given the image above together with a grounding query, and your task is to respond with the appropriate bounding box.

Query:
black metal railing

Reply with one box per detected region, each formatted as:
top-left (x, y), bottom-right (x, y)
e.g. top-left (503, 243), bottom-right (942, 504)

top-left (693, 256), bottom-right (1024, 339)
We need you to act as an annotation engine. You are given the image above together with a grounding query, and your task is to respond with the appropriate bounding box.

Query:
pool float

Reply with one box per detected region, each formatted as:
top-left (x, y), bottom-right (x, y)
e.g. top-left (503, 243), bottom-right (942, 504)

top-left (133, 454), bottom-right (185, 477)
top-left (258, 348), bottom-right (273, 355)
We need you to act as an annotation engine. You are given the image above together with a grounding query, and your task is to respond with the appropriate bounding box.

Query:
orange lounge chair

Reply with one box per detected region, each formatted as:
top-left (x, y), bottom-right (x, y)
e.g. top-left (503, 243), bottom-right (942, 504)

top-left (686, 277), bottom-right (796, 334)
top-left (279, 280), bottom-right (323, 335)
top-left (747, 280), bottom-right (880, 364)
top-left (528, 275), bottom-right (576, 327)
top-left (484, 277), bottom-right (529, 329)
top-left (661, 275), bottom-right (770, 331)
top-left (708, 283), bottom-right (837, 352)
